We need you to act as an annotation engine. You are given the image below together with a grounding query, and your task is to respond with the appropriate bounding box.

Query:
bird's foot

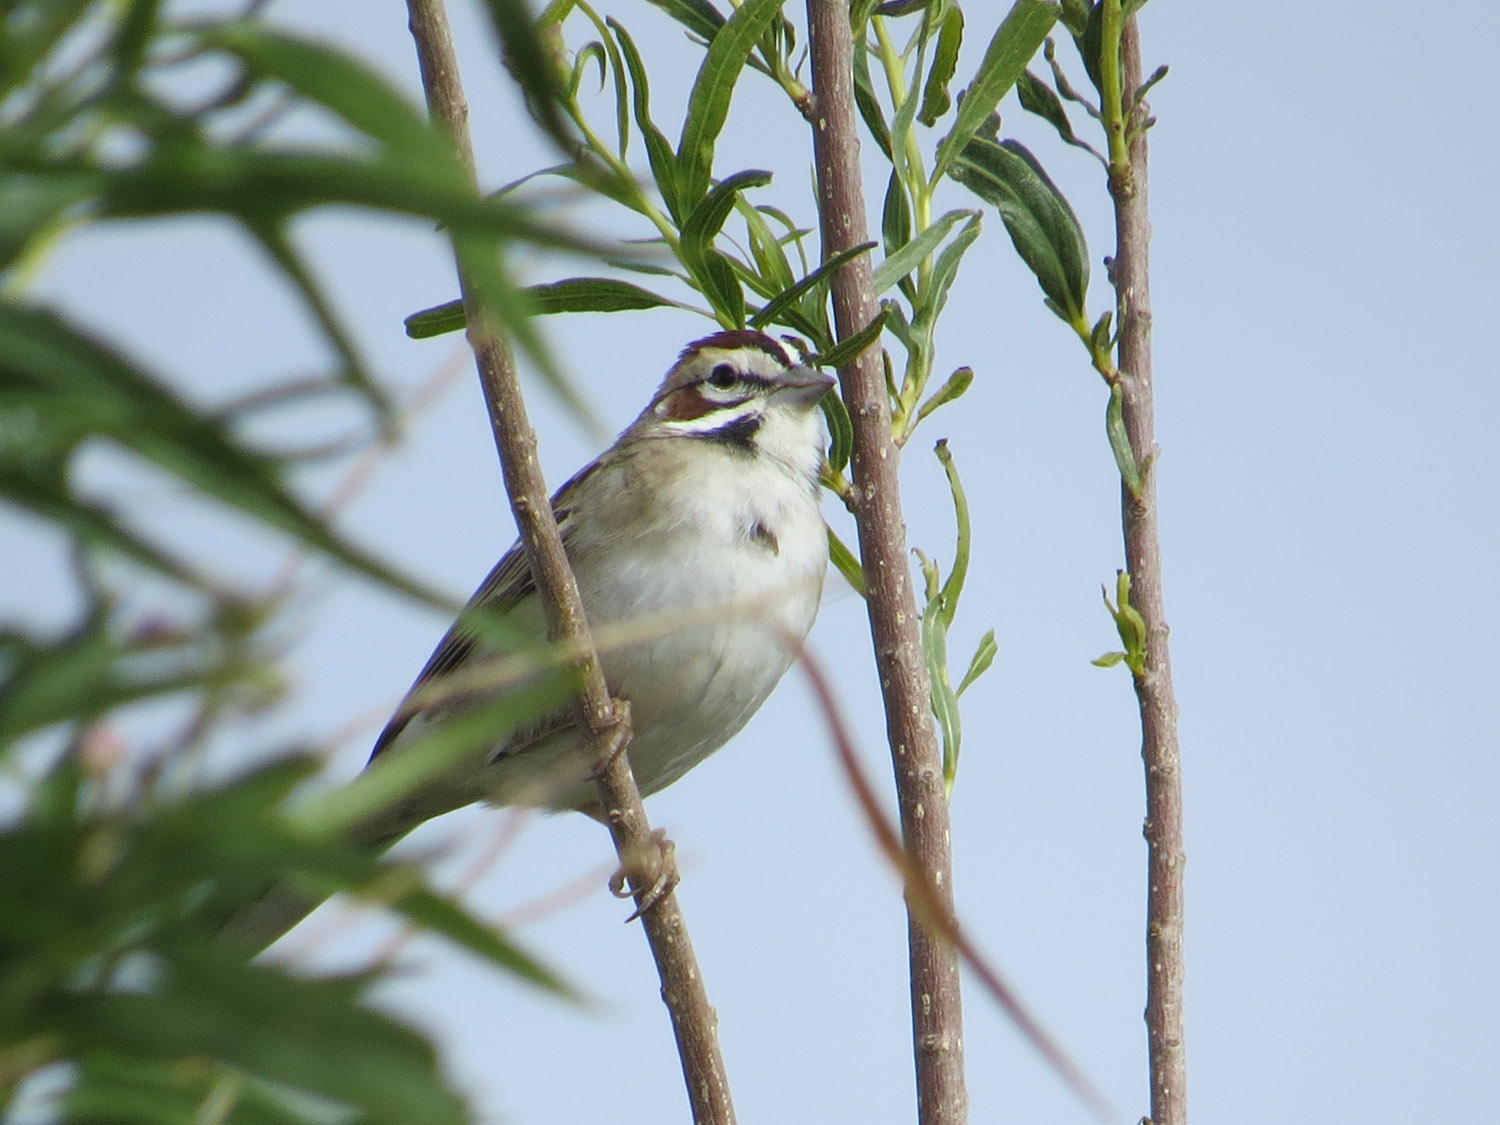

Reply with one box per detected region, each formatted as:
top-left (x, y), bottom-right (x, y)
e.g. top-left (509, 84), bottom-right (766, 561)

top-left (585, 699), bottom-right (633, 781)
top-left (609, 828), bottom-right (679, 922)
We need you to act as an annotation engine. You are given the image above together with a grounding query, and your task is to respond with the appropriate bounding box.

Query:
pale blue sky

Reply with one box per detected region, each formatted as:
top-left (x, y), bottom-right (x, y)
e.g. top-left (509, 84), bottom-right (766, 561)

top-left (12, 2), bottom-right (1500, 1121)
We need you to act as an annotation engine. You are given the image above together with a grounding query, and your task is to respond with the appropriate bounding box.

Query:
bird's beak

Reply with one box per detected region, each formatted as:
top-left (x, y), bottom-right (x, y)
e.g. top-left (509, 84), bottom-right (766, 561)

top-left (780, 365), bottom-right (837, 405)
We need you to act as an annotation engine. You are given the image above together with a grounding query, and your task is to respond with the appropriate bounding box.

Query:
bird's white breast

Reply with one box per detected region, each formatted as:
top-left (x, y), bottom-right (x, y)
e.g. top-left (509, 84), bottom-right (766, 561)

top-left (467, 422), bottom-right (828, 811)
top-left (568, 439), bottom-right (827, 797)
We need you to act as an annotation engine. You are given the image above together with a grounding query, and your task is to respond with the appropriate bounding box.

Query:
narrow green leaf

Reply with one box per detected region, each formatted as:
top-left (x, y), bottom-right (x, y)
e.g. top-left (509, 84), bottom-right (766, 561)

top-left (949, 137), bottom-right (1089, 324)
top-left (881, 171), bottom-right (912, 261)
top-left (871, 208), bottom-right (976, 296)
top-left (758, 204), bottom-right (815, 270)
top-left (569, 41), bottom-right (607, 101)
top-left (62, 960), bottom-right (465, 1122)
top-left (810, 306), bottom-right (889, 369)
top-left (678, 169), bottom-right (766, 326)
top-left (914, 365), bottom-right (974, 427)
top-left (1091, 650), bottom-right (1126, 668)
top-left (697, 250), bottom-right (747, 327)
top-left (405, 300), bottom-right (467, 338)
top-left (820, 389), bottom-right (854, 474)
top-left (956, 628), bottom-right (997, 695)
top-left (827, 527), bottom-right (866, 597)
top-left (644, 0), bottom-right (726, 41)
top-left (0, 0), bottom-right (94, 98)
top-left (0, 173), bottom-right (99, 273)
top-left (587, 7), bottom-right (632, 160)
top-left (392, 888), bottom-right (575, 997)
top-left (933, 439), bottom-right (971, 631)
top-left (1017, 67), bottom-right (1078, 145)
top-left (479, 0), bottom-right (576, 151)
top-left (1090, 308), bottom-right (1114, 353)
top-left (198, 23), bottom-right (455, 167)
top-left (918, 6), bottom-right (965, 126)
top-left (97, 150), bottom-right (592, 256)
top-left (748, 241), bottom-right (876, 331)
top-left (676, 0), bottom-right (788, 208)
top-left (933, 0), bottom-right (1058, 179)
top-left (920, 592), bottom-right (963, 787)
top-left (294, 677), bottom-right (573, 840)
top-left (0, 465), bottom-right (204, 592)
top-left (1059, 0), bottom-right (1092, 37)
top-left (1106, 381), bottom-right (1142, 495)
top-left (852, 37), bottom-right (894, 161)
top-left (911, 211), bottom-right (981, 341)
top-left (681, 169), bottom-right (774, 257)
top-left (1079, 0), bottom-right (1105, 93)
top-left (1019, 60), bottom-right (1107, 160)
top-left (0, 615), bottom-right (219, 740)
top-left (1130, 63), bottom-right (1171, 118)
top-left (739, 201), bottom-right (796, 294)
top-left (886, 25), bottom-right (926, 192)
top-left (760, 12), bottom-right (798, 85)
top-left (1100, 570), bottom-right (1148, 674)
top-left (882, 298), bottom-right (915, 353)
top-left (245, 219), bottom-right (388, 420)
top-left (405, 276), bottom-right (695, 341)
top-left (609, 19), bottom-right (683, 222)
top-left (525, 277), bottom-right (693, 315)
top-left (0, 304), bottom-right (443, 606)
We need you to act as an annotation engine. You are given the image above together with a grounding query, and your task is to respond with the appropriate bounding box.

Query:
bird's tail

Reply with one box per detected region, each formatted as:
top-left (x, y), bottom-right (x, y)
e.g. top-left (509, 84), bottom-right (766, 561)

top-left (214, 796), bottom-right (445, 953)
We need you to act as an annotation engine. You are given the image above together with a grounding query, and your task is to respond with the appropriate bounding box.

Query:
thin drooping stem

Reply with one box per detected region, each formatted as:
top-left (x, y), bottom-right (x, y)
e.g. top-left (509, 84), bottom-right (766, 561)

top-left (1106, 14), bottom-right (1187, 1124)
top-left (789, 642), bottom-right (1110, 1118)
top-left (804, 3), bottom-right (967, 1121)
top-left (403, 3), bottom-right (735, 1121)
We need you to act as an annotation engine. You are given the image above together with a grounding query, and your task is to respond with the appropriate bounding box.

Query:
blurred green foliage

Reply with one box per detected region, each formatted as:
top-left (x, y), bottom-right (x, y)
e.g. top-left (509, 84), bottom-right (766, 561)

top-left (0, 0), bottom-right (1076, 1115)
top-left (0, 1), bottom-right (576, 1119)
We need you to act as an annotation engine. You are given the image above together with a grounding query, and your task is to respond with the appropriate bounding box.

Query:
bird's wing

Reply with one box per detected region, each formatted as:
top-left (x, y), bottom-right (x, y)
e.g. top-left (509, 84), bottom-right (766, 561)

top-left (367, 459), bottom-right (597, 764)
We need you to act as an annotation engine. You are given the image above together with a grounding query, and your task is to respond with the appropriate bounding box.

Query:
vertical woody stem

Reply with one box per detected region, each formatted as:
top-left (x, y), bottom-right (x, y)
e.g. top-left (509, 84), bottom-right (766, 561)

top-left (1107, 11), bottom-right (1187, 1123)
top-left (404, 2), bottom-right (735, 1120)
top-left (805, 2), bottom-right (968, 1121)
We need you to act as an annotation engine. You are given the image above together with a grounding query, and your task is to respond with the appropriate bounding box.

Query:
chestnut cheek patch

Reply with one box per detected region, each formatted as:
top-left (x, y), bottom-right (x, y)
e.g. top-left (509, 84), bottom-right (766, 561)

top-left (659, 387), bottom-right (715, 421)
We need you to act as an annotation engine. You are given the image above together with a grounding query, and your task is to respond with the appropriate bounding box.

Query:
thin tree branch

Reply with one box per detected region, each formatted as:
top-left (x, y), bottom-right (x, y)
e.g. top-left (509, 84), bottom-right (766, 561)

top-left (790, 641), bottom-right (1111, 1120)
top-left (403, 3), bottom-right (735, 1121)
top-left (1105, 11), bottom-right (1187, 1123)
top-left (804, 3), bottom-right (967, 1121)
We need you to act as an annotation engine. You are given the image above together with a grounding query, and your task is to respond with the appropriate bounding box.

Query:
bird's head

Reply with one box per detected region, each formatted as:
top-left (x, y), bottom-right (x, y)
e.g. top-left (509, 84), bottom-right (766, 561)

top-left (633, 330), bottom-right (835, 482)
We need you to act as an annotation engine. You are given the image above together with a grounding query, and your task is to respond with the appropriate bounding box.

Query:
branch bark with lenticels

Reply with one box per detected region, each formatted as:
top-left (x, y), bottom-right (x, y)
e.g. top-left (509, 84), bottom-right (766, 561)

top-left (1099, 7), bottom-right (1187, 1122)
top-left (404, 2), bottom-right (736, 1120)
top-left (805, 2), bottom-right (968, 1121)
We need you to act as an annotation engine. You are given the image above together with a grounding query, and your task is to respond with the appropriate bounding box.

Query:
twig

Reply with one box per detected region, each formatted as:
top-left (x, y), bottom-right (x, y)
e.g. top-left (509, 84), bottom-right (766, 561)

top-left (403, 2), bottom-right (735, 1121)
top-left (1104, 9), bottom-right (1187, 1123)
top-left (804, 3), bottom-right (967, 1121)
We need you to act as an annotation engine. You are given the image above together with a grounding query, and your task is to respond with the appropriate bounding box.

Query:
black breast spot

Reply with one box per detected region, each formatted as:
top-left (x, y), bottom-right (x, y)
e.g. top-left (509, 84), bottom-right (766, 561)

top-left (749, 520), bottom-right (780, 555)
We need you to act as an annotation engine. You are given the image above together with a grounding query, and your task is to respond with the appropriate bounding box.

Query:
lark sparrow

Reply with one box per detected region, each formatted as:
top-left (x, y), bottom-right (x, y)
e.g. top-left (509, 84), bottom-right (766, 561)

top-left (223, 330), bottom-right (833, 944)
top-left (353, 328), bottom-right (834, 848)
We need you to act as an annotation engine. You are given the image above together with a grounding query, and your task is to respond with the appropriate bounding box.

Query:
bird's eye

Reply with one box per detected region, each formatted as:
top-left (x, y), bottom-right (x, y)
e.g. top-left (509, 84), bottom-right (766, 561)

top-left (707, 364), bottom-right (738, 389)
